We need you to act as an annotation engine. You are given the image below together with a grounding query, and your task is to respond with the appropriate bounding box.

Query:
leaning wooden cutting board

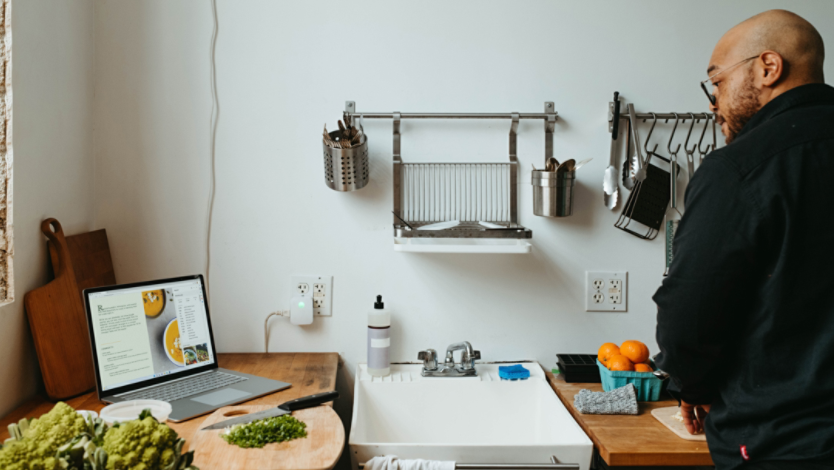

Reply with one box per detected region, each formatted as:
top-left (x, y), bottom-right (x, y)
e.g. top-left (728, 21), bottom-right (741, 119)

top-left (24, 219), bottom-right (97, 400)
top-left (48, 228), bottom-right (116, 299)
top-left (191, 405), bottom-right (344, 470)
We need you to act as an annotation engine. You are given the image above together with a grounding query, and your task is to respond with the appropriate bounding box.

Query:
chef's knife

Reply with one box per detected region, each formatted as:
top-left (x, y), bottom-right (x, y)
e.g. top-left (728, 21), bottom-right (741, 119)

top-left (201, 390), bottom-right (339, 430)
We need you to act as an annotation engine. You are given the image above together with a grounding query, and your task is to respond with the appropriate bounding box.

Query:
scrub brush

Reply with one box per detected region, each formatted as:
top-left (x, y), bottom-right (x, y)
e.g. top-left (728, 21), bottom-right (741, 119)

top-left (498, 364), bottom-right (530, 381)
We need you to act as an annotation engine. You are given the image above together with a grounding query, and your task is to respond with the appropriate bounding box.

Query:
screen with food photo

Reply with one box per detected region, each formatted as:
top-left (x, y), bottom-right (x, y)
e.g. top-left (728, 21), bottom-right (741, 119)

top-left (87, 278), bottom-right (217, 391)
top-left (183, 347), bottom-right (199, 366)
top-left (194, 344), bottom-right (210, 363)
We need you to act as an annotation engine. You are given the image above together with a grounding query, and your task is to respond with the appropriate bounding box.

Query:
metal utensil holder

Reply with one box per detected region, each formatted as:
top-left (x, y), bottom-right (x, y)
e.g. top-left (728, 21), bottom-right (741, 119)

top-left (343, 101), bottom-right (559, 240)
top-left (530, 104), bottom-right (575, 218)
top-left (532, 169), bottom-right (575, 217)
top-left (323, 131), bottom-right (369, 192)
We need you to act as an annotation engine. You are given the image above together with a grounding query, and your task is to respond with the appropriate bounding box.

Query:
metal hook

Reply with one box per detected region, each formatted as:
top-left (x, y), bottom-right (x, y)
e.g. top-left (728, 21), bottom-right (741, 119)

top-left (697, 114), bottom-right (712, 155)
top-left (683, 112), bottom-right (698, 155)
top-left (667, 113), bottom-right (682, 156)
top-left (643, 112), bottom-right (660, 156)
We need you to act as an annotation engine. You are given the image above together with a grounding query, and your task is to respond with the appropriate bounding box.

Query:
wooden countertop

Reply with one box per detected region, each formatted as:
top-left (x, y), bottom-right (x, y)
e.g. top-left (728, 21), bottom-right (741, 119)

top-left (0, 353), bottom-right (341, 454)
top-left (546, 371), bottom-right (713, 467)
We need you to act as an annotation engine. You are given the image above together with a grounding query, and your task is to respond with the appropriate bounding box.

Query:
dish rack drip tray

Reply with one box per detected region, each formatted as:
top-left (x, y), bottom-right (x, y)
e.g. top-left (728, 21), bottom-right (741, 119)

top-left (393, 162), bottom-right (532, 253)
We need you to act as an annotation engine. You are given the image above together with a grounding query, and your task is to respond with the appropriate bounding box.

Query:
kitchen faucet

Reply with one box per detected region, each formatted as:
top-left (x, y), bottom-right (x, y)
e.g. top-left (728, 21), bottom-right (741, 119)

top-left (418, 341), bottom-right (481, 377)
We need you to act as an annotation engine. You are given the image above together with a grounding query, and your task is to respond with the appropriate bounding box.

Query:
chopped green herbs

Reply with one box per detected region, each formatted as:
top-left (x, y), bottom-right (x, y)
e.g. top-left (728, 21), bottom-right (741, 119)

top-left (221, 415), bottom-right (307, 448)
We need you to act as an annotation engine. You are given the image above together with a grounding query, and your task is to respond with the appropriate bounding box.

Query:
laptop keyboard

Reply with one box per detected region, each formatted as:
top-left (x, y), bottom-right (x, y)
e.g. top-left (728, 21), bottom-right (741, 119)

top-left (120, 372), bottom-right (247, 403)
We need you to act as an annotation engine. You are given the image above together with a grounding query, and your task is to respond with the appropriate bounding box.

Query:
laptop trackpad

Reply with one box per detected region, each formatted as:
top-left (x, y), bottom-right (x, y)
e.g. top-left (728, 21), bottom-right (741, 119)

top-left (191, 388), bottom-right (252, 406)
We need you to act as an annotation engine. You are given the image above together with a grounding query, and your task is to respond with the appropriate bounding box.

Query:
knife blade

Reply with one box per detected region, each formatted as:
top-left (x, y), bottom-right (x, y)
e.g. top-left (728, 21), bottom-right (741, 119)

top-left (201, 390), bottom-right (339, 430)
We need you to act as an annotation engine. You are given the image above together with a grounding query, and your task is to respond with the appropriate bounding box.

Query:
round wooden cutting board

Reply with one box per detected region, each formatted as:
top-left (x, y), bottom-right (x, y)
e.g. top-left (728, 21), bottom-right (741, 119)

top-left (191, 405), bottom-right (345, 470)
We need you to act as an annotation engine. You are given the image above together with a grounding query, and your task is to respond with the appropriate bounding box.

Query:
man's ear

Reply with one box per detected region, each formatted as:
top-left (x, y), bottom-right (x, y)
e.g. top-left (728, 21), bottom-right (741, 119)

top-left (759, 51), bottom-right (784, 86)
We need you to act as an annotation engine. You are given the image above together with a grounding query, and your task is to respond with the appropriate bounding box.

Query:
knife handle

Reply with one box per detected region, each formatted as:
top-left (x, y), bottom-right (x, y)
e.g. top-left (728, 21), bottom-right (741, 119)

top-left (278, 390), bottom-right (339, 412)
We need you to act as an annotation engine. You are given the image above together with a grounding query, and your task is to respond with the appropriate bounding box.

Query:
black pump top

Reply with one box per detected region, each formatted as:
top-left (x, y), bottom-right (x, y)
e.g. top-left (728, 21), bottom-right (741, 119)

top-left (374, 295), bottom-right (384, 309)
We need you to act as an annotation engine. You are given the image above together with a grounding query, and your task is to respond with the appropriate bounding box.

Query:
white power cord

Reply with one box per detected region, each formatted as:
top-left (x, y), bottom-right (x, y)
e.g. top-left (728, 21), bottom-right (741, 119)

top-left (205, 0), bottom-right (220, 296)
top-left (264, 311), bottom-right (289, 353)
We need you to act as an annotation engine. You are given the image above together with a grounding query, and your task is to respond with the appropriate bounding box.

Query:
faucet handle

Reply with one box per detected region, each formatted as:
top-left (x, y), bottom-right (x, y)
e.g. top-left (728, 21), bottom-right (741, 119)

top-left (418, 349), bottom-right (438, 371)
top-left (460, 350), bottom-right (481, 370)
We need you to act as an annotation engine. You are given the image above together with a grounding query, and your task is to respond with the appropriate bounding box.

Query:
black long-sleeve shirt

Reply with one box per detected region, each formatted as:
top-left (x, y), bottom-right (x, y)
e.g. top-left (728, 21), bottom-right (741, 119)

top-left (654, 83), bottom-right (834, 469)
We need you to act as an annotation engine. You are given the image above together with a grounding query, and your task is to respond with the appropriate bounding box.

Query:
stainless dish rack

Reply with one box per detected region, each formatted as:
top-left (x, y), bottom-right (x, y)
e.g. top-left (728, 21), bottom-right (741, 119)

top-left (343, 101), bottom-right (558, 253)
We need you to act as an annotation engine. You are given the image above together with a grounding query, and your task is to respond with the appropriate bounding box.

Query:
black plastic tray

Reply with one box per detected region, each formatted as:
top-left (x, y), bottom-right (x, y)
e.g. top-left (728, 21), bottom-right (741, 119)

top-left (556, 354), bottom-right (602, 383)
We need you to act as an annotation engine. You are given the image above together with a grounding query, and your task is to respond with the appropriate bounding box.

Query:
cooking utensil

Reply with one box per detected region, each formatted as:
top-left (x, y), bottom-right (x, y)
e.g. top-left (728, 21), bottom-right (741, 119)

top-left (24, 219), bottom-right (97, 399)
top-left (627, 104), bottom-right (647, 182)
top-left (605, 92), bottom-right (621, 210)
top-left (202, 390), bottom-right (339, 430)
top-left (557, 159), bottom-right (575, 173)
top-left (621, 118), bottom-right (636, 190)
top-left (573, 158), bottom-right (592, 171)
top-left (664, 219), bottom-right (679, 276)
top-left (546, 157), bottom-right (559, 171)
top-left (615, 151), bottom-right (671, 240)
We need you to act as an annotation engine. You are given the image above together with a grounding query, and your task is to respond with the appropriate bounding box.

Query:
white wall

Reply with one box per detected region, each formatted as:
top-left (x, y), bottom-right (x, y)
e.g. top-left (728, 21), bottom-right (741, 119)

top-left (0, 0), bottom-right (96, 417)
top-left (92, 0), bottom-right (834, 450)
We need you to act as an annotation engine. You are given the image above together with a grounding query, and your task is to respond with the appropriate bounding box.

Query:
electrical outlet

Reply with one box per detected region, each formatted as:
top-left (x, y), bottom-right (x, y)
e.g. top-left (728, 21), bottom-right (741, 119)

top-left (585, 271), bottom-right (628, 312)
top-left (291, 275), bottom-right (333, 316)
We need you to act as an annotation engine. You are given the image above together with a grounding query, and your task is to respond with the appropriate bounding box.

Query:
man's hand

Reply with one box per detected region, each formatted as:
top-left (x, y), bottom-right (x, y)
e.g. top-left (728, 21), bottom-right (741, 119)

top-left (680, 401), bottom-right (711, 435)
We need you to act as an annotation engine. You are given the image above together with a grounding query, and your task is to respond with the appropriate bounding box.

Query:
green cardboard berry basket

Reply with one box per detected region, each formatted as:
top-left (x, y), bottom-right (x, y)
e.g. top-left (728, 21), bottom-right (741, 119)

top-left (596, 359), bottom-right (665, 401)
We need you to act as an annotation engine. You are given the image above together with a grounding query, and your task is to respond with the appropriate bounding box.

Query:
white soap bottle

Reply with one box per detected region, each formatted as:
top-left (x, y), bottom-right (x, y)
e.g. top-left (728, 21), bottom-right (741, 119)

top-left (367, 295), bottom-right (391, 377)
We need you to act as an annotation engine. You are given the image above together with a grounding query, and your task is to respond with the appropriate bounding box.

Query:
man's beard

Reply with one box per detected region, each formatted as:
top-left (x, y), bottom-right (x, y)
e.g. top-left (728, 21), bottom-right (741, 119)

top-left (719, 73), bottom-right (761, 144)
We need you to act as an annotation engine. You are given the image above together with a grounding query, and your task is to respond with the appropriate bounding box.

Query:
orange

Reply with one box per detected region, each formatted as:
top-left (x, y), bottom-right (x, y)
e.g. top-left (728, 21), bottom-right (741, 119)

top-left (597, 343), bottom-right (620, 366)
top-left (607, 354), bottom-right (635, 371)
top-left (620, 340), bottom-right (650, 364)
top-left (634, 363), bottom-right (653, 373)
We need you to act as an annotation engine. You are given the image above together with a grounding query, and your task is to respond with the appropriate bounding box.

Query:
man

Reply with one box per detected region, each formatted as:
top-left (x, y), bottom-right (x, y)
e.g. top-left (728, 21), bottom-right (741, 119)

top-left (654, 9), bottom-right (833, 470)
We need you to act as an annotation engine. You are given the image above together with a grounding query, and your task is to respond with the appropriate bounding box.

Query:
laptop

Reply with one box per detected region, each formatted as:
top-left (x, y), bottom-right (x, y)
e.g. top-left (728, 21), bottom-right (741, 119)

top-left (83, 274), bottom-right (290, 422)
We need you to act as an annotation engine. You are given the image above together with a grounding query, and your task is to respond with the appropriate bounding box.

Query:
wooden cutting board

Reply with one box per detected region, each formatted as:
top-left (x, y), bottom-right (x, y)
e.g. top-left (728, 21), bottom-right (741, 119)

top-left (48, 228), bottom-right (116, 299)
top-left (651, 406), bottom-right (707, 441)
top-left (190, 405), bottom-right (344, 470)
top-left (23, 219), bottom-right (97, 400)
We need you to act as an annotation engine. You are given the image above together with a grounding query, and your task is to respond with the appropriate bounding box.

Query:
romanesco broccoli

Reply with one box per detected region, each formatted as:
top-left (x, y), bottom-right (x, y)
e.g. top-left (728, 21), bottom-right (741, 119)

top-left (0, 401), bottom-right (87, 470)
top-left (101, 414), bottom-right (179, 470)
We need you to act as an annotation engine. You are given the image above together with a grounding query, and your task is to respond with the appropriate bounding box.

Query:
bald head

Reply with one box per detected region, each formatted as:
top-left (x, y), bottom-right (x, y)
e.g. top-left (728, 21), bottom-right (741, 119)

top-left (712, 9), bottom-right (825, 83)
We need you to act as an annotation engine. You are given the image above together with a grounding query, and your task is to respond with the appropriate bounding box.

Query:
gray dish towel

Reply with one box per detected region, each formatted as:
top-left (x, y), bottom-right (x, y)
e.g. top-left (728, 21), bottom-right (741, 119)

top-left (574, 383), bottom-right (639, 415)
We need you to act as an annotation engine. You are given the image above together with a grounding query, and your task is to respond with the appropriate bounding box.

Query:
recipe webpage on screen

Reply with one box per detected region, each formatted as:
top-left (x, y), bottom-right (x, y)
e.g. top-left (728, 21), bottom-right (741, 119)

top-left (88, 279), bottom-right (216, 391)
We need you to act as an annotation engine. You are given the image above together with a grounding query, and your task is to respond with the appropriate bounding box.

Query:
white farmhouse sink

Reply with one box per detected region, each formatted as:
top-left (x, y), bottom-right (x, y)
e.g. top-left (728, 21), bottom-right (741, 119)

top-left (349, 363), bottom-right (592, 470)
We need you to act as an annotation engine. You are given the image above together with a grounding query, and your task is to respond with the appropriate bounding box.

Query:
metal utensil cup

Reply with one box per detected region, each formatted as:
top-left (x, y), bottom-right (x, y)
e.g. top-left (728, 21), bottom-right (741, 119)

top-left (532, 169), bottom-right (575, 217)
top-left (323, 131), bottom-right (369, 191)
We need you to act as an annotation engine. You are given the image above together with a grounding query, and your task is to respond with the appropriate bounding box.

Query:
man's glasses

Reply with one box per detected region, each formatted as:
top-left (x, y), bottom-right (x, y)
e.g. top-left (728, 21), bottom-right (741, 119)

top-left (700, 55), bottom-right (760, 106)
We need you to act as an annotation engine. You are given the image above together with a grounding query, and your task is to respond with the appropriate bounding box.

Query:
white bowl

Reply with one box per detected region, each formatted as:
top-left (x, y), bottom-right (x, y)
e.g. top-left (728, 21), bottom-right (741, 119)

top-left (76, 410), bottom-right (98, 420)
top-left (99, 400), bottom-right (172, 425)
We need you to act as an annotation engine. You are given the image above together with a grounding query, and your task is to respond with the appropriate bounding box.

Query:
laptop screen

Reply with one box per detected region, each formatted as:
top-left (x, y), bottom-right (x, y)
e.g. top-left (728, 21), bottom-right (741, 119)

top-left (85, 276), bottom-right (217, 392)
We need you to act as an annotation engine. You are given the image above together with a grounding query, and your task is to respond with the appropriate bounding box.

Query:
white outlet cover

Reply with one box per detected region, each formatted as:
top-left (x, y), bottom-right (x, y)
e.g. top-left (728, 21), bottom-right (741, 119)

top-left (291, 275), bottom-right (333, 317)
top-left (585, 271), bottom-right (627, 312)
